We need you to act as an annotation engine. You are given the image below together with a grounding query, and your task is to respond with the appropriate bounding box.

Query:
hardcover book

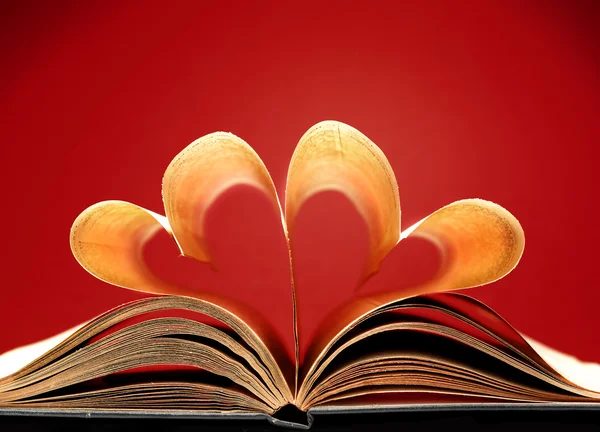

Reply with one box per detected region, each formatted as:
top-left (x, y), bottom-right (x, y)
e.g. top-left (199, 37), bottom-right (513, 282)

top-left (1, 121), bottom-right (599, 428)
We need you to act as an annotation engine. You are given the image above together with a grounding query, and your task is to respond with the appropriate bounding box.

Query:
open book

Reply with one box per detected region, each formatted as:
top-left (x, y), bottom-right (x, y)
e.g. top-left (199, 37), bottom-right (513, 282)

top-left (1, 121), bottom-right (599, 428)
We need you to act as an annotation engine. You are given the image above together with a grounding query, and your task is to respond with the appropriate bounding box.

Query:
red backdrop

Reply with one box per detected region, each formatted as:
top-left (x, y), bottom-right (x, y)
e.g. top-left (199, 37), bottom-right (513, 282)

top-left (1, 1), bottom-right (599, 363)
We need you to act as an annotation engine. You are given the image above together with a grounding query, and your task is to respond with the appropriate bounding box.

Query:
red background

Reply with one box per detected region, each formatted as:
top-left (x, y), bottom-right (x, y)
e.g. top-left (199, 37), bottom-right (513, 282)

top-left (1, 1), bottom-right (600, 362)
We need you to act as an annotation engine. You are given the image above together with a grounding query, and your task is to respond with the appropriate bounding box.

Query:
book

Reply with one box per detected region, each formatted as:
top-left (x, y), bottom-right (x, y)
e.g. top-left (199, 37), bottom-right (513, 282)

top-left (1, 120), bottom-right (599, 429)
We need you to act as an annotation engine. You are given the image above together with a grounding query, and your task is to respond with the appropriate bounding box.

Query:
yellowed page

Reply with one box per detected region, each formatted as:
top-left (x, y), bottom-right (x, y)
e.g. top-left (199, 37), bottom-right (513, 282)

top-left (284, 121), bottom-right (525, 389)
top-left (70, 201), bottom-right (181, 296)
top-left (298, 317), bottom-right (599, 408)
top-left (286, 121), bottom-right (400, 282)
top-left (301, 198), bottom-right (525, 377)
top-left (69, 132), bottom-right (295, 397)
top-left (0, 296), bottom-right (292, 412)
top-left (162, 132), bottom-right (285, 264)
top-left (1, 319), bottom-right (279, 408)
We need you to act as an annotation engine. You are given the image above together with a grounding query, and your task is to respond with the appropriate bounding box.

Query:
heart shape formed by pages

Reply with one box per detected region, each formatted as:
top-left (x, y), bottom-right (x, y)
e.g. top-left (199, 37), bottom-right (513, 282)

top-left (69, 120), bottom-right (525, 381)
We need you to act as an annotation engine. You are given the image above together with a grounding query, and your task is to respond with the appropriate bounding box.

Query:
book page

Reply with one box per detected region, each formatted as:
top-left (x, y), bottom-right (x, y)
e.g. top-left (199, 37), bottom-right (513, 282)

top-left (69, 132), bottom-right (296, 396)
top-left (4, 120), bottom-right (595, 410)
top-left (0, 296), bottom-right (289, 413)
top-left (524, 335), bottom-right (600, 393)
top-left (297, 290), bottom-right (600, 407)
top-left (283, 121), bottom-right (525, 387)
top-left (0, 324), bottom-right (84, 380)
top-left (298, 316), bottom-right (598, 410)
